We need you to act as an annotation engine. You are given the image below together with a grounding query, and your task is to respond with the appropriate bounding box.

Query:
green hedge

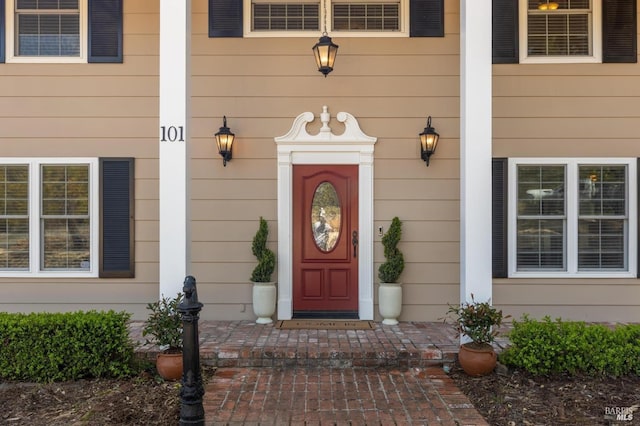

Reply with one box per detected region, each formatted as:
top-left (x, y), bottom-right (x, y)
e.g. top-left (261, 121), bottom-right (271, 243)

top-left (500, 315), bottom-right (640, 376)
top-left (0, 310), bottom-right (137, 382)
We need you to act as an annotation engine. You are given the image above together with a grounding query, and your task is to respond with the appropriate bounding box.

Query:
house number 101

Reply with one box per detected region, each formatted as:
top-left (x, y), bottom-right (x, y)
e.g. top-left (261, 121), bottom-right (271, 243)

top-left (160, 126), bottom-right (185, 142)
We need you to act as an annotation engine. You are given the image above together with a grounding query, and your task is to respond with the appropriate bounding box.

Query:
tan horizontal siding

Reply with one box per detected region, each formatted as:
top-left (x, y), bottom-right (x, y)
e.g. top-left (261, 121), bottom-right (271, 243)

top-left (190, 263), bottom-right (257, 284)
top-left (0, 77), bottom-right (158, 96)
top-left (0, 97), bottom-right (158, 117)
top-left (375, 179), bottom-right (460, 200)
top-left (191, 97), bottom-right (459, 122)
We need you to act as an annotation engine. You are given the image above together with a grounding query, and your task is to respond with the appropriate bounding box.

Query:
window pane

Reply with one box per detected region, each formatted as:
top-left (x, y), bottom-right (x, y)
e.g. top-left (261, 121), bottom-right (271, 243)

top-left (578, 165), bottom-right (626, 216)
top-left (333, 3), bottom-right (399, 31)
top-left (517, 165), bottom-right (565, 216)
top-left (517, 165), bottom-right (566, 270)
top-left (578, 219), bottom-right (625, 269)
top-left (42, 218), bottom-right (89, 270)
top-left (0, 165), bottom-right (30, 270)
top-left (517, 219), bottom-right (565, 270)
top-left (252, 3), bottom-right (319, 31)
top-left (578, 165), bottom-right (627, 271)
top-left (41, 164), bottom-right (90, 271)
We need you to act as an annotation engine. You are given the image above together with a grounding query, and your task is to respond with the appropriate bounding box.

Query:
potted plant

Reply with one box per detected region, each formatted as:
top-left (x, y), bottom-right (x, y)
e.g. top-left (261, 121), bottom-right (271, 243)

top-left (443, 294), bottom-right (509, 376)
top-left (142, 293), bottom-right (183, 380)
top-left (378, 217), bottom-right (404, 325)
top-left (251, 217), bottom-right (277, 324)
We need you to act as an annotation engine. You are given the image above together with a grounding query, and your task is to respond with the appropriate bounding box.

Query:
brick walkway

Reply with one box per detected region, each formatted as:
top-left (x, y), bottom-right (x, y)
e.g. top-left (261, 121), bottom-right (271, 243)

top-left (131, 321), bottom-right (492, 425)
top-left (205, 366), bottom-right (486, 425)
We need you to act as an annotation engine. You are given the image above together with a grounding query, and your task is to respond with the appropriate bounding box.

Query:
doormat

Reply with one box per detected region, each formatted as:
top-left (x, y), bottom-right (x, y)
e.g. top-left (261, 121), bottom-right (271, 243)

top-left (275, 320), bottom-right (375, 330)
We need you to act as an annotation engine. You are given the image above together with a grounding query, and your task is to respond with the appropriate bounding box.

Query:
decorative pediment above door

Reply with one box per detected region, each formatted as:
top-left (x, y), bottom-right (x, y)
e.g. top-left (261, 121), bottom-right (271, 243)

top-left (275, 106), bottom-right (377, 144)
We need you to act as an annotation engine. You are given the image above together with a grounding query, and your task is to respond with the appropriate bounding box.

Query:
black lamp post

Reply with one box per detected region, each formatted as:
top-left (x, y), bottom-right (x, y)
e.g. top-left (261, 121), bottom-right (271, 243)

top-left (312, 34), bottom-right (339, 77)
top-left (215, 116), bottom-right (234, 167)
top-left (419, 116), bottom-right (439, 167)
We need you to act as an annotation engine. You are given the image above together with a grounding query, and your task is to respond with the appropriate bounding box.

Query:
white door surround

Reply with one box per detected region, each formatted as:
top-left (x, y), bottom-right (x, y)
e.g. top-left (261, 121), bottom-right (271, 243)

top-left (274, 106), bottom-right (377, 320)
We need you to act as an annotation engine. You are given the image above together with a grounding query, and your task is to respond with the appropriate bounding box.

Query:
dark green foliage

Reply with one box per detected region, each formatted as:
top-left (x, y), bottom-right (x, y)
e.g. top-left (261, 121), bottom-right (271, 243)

top-left (251, 217), bottom-right (276, 282)
top-left (378, 217), bottom-right (404, 283)
top-left (142, 293), bottom-right (183, 351)
top-left (444, 294), bottom-right (508, 346)
top-left (500, 315), bottom-right (640, 376)
top-left (0, 310), bottom-right (136, 382)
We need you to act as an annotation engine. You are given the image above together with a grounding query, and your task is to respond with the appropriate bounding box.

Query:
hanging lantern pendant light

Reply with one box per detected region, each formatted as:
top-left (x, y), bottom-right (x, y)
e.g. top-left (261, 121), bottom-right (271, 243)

top-left (312, 0), bottom-right (338, 77)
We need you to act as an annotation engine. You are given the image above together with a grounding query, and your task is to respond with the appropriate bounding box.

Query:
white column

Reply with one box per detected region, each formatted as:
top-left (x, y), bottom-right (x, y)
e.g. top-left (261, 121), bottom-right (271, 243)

top-left (460, 0), bottom-right (493, 306)
top-left (159, 0), bottom-right (191, 298)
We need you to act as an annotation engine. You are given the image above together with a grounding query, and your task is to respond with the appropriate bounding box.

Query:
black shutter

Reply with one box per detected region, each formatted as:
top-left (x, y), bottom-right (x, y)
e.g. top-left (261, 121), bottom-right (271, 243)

top-left (603, 0), bottom-right (637, 63)
top-left (209, 0), bottom-right (243, 37)
top-left (88, 0), bottom-right (123, 63)
top-left (492, 0), bottom-right (519, 63)
top-left (410, 0), bottom-right (444, 37)
top-left (0, 0), bottom-right (5, 63)
top-left (100, 158), bottom-right (134, 278)
top-left (492, 158), bottom-right (508, 278)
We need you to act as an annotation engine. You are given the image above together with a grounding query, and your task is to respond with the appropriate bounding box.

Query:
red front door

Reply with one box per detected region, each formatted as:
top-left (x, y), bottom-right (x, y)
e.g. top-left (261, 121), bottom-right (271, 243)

top-left (292, 165), bottom-right (359, 318)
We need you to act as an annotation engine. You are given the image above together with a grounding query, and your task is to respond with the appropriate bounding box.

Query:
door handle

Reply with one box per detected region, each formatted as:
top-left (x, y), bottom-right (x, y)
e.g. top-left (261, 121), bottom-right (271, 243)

top-left (352, 230), bottom-right (358, 258)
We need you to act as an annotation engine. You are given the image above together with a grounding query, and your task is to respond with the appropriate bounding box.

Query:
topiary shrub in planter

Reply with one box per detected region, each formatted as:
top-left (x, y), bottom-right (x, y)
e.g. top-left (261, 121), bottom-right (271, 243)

top-left (378, 217), bottom-right (405, 325)
top-left (251, 217), bottom-right (277, 324)
top-left (378, 216), bottom-right (404, 284)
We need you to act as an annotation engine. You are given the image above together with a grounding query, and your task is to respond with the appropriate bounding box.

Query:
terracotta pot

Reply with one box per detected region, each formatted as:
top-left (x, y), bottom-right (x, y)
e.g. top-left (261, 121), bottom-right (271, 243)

top-left (457, 343), bottom-right (497, 377)
top-left (156, 352), bottom-right (183, 381)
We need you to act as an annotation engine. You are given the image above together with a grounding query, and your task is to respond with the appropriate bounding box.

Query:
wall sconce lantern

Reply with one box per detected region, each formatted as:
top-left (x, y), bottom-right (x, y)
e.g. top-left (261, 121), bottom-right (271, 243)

top-left (419, 116), bottom-right (439, 167)
top-left (215, 116), bottom-right (234, 167)
top-left (312, 0), bottom-right (338, 77)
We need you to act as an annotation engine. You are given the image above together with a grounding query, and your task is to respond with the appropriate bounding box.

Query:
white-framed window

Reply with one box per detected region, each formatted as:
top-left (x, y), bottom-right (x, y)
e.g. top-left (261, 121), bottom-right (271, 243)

top-left (5, 0), bottom-right (88, 63)
top-left (519, 0), bottom-right (602, 63)
top-left (0, 158), bottom-right (98, 277)
top-left (508, 158), bottom-right (636, 278)
top-left (244, 0), bottom-right (409, 37)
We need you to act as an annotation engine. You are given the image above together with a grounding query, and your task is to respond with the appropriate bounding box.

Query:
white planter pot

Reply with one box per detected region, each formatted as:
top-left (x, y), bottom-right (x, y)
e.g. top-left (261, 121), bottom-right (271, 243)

top-left (252, 281), bottom-right (276, 324)
top-left (378, 282), bottom-right (402, 325)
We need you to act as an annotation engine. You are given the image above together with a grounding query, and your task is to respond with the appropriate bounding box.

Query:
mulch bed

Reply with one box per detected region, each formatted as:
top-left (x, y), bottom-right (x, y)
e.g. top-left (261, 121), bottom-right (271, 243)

top-left (0, 372), bottom-right (180, 426)
top-left (449, 364), bottom-right (640, 425)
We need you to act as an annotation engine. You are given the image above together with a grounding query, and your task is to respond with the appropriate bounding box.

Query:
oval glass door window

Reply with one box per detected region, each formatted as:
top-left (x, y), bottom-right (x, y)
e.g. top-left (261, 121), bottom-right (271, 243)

top-left (311, 182), bottom-right (341, 252)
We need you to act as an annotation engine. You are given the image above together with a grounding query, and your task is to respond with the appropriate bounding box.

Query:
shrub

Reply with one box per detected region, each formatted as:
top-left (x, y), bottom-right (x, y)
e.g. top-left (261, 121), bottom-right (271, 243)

top-left (378, 217), bottom-right (404, 283)
top-left (142, 293), bottom-right (183, 352)
top-left (0, 310), bottom-right (136, 382)
top-left (443, 294), bottom-right (508, 347)
top-left (500, 315), bottom-right (640, 376)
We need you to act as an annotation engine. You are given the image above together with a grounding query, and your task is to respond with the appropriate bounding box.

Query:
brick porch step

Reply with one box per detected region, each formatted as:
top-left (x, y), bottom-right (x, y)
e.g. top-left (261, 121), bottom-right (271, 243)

top-left (130, 320), bottom-right (461, 369)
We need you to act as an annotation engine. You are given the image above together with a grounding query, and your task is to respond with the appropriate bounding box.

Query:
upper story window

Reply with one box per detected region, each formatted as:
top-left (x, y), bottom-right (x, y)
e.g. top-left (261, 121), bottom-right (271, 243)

top-left (519, 0), bottom-right (602, 63)
top-left (508, 158), bottom-right (636, 278)
top-left (0, 0), bottom-right (123, 64)
top-left (16, 0), bottom-right (80, 56)
top-left (246, 0), bottom-right (408, 37)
